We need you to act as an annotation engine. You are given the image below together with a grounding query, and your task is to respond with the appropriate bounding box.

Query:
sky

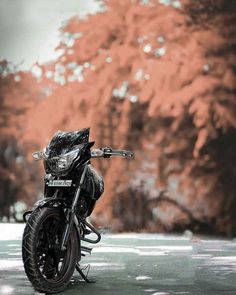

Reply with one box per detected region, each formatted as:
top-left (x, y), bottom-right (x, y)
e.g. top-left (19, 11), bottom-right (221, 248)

top-left (0, 0), bottom-right (102, 70)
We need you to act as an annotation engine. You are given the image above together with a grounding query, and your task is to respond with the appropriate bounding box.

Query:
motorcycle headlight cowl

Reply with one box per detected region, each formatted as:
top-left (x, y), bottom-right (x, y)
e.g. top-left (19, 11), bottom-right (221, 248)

top-left (46, 150), bottom-right (79, 174)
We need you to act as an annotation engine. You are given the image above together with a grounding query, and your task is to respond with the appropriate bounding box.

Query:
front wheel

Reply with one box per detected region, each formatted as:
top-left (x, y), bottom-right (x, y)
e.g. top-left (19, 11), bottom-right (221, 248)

top-left (22, 207), bottom-right (79, 293)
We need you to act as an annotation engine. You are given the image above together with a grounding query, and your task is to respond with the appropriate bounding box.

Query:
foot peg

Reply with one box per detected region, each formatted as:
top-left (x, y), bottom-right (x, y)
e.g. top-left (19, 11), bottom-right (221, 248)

top-left (81, 245), bottom-right (92, 255)
top-left (83, 228), bottom-right (91, 235)
top-left (76, 263), bottom-right (95, 283)
top-left (79, 217), bottom-right (101, 244)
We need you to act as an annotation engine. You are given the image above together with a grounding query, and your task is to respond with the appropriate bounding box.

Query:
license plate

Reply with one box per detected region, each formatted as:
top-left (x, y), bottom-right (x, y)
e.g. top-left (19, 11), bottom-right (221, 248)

top-left (48, 180), bottom-right (72, 187)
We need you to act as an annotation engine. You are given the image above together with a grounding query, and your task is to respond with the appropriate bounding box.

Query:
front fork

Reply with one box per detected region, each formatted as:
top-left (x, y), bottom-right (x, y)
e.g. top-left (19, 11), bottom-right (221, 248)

top-left (60, 164), bottom-right (88, 251)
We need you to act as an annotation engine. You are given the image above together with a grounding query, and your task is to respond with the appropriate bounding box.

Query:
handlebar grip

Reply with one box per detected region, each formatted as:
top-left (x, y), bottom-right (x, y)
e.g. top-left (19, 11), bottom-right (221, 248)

top-left (123, 150), bottom-right (134, 158)
top-left (91, 147), bottom-right (134, 158)
top-left (102, 147), bottom-right (134, 158)
top-left (115, 150), bottom-right (134, 157)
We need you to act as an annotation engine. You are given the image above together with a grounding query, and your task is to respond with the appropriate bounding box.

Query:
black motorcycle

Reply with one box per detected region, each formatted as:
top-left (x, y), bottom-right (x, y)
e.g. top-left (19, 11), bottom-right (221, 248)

top-left (22, 128), bottom-right (134, 293)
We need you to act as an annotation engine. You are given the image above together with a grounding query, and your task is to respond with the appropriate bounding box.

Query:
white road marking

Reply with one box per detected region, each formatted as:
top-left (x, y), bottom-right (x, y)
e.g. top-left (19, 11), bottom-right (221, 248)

top-left (136, 275), bottom-right (152, 280)
top-left (0, 259), bottom-right (23, 269)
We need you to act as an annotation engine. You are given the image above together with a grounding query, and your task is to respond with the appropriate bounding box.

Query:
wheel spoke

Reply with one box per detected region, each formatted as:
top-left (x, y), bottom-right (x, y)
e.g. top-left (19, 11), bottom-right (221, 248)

top-left (55, 259), bottom-right (60, 276)
top-left (42, 256), bottom-right (51, 275)
top-left (51, 220), bottom-right (61, 239)
top-left (43, 224), bottom-right (51, 246)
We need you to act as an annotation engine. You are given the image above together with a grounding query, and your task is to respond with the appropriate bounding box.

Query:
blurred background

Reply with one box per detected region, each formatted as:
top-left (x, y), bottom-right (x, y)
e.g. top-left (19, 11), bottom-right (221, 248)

top-left (0, 0), bottom-right (235, 236)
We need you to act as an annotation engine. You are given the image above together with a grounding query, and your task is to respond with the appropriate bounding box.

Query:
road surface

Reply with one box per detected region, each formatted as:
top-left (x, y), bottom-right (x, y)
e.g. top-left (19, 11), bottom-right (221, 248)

top-left (0, 224), bottom-right (236, 294)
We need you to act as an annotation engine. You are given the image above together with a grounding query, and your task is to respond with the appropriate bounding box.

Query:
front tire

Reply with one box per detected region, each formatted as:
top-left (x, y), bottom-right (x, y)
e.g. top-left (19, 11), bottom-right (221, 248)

top-left (22, 207), bottom-right (79, 293)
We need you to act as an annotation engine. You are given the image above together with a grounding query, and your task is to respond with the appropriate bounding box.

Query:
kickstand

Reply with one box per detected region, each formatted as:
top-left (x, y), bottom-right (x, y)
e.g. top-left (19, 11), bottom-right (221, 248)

top-left (76, 263), bottom-right (95, 283)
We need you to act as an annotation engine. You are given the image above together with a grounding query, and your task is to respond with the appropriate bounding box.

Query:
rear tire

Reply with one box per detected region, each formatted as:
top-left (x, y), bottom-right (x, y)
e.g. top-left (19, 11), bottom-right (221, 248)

top-left (22, 207), bottom-right (79, 293)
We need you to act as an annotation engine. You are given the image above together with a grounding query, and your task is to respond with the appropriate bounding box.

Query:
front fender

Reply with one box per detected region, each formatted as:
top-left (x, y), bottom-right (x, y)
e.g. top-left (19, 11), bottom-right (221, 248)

top-left (34, 197), bottom-right (69, 209)
top-left (23, 197), bottom-right (69, 222)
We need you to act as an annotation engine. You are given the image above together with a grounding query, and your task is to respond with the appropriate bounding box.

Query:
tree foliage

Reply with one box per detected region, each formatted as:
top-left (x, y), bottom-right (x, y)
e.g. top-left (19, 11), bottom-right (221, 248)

top-left (0, 62), bottom-right (41, 220)
top-left (0, 0), bottom-right (236, 234)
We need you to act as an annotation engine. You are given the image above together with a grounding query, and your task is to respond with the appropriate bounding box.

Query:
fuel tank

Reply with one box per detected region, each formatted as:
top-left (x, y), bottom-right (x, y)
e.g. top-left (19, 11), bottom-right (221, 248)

top-left (82, 165), bottom-right (104, 200)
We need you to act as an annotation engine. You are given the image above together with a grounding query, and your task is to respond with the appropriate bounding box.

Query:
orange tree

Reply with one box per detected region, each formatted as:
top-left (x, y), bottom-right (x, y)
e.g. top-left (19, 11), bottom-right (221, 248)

top-left (1, 0), bottom-right (236, 234)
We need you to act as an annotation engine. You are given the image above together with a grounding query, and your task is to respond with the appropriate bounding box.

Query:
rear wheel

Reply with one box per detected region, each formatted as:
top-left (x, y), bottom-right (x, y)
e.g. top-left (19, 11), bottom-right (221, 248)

top-left (22, 207), bottom-right (79, 293)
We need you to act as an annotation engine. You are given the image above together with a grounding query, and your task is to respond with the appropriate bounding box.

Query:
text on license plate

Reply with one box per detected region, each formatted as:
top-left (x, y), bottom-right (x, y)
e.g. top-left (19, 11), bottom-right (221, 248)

top-left (48, 180), bottom-right (72, 187)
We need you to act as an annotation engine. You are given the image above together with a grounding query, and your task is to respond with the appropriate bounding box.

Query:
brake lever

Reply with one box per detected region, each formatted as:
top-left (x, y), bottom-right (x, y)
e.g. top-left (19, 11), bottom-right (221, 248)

top-left (102, 147), bottom-right (113, 158)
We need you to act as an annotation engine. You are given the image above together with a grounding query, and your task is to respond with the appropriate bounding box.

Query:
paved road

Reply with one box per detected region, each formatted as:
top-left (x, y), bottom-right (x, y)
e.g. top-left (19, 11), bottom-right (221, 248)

top-left (0, 224), bottom-right (236, 295)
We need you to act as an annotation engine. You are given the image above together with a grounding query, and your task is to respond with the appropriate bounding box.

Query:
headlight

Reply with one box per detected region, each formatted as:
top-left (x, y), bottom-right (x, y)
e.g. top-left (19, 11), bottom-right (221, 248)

top-left (46, 150), bottom-right (79, 173)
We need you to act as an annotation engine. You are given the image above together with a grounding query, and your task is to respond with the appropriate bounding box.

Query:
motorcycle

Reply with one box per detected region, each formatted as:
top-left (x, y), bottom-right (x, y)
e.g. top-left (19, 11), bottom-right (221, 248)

top-left (22, 128), bottom-right (134, 293)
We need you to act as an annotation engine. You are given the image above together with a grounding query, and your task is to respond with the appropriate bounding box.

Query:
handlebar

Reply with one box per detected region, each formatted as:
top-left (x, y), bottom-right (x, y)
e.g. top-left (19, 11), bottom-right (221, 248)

top-left (91, 147), bottom-right (134, 158)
